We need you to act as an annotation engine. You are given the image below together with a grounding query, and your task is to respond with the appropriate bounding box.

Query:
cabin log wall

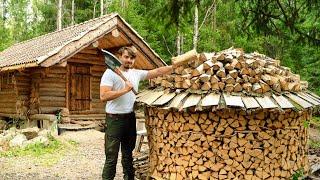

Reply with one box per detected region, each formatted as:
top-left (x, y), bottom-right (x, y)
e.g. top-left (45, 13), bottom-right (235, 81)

top-left (38, 66), bottom-right (67, 114)
top-left (15, 71), bottom-right (31, 116)
top-left (0, 71), bottom-right (17, 114)
top-left (0, 50), bottom-right (106, 120)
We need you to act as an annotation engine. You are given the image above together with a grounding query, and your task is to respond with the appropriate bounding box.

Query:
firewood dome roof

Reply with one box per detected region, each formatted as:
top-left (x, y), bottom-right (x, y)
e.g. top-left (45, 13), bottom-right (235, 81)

top-left (137, 47), bottom-right (320, 110)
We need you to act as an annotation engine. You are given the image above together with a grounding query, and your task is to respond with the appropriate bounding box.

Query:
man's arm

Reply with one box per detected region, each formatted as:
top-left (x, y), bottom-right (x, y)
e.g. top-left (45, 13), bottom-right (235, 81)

top-left (146, 65), bottom-right (173, 80)
top-left (100, 81), bottom-right (133, 102)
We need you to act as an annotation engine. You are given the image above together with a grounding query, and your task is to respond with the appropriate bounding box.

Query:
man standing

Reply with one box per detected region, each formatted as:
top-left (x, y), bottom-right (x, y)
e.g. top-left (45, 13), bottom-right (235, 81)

top-left (100, 46), bottom-right (173, 180)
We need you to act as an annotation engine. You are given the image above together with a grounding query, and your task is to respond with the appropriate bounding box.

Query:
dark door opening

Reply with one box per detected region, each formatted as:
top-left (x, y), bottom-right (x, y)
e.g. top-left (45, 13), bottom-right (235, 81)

top-left (69, 64), bottom-right (91, 111)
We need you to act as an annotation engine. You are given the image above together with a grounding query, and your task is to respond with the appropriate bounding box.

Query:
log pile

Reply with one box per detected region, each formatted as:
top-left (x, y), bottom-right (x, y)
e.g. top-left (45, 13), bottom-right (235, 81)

top-left (145, 107), bottom-right (310, 179)
top-left (134, 153), bottom-right (150, 180)
top-left (150, 48), bottom-right (308, 94)
top-left (138, 48), bottom-right (320, 179)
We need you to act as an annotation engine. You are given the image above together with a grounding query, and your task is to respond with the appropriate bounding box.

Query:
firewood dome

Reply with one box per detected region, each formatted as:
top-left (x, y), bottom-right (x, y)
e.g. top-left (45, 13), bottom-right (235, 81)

top-left (137, 47), bottom-right (320, 180)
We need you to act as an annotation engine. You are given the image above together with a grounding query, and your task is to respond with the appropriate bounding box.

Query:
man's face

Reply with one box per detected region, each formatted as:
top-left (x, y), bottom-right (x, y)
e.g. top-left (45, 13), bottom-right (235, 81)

top-left (119, 50), bottom-right (135, 69)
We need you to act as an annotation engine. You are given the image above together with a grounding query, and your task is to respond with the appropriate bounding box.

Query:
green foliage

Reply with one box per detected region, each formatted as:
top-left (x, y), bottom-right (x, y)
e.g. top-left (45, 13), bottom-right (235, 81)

top-left (310, 116), bottom-right (320, 128)
top-left (301, 60), bottom-right (320, 95)
top-left (239, 0), bottom-right (320, 45)
top-left (309, 139), bottom-right (320, 149)
top-left (312, 116), bottom-right (320, 123)
top-left (303, 120), bottom-right (310, 128)
top-left (32, 0), bottom-right (57, 34)
top-left (73, 0), bottom-right (96, 23)
top-left (0, 20), bottom-right (12, 51)
top-left (0, 0), bottom-right (319, 93)
top-left (291, 169), bottom-right (304, 180)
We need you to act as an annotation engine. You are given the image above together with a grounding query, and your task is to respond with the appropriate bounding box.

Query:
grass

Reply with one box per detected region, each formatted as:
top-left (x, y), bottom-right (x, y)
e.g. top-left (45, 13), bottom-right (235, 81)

top-left (309, 115), bottom-right (320, 149)
top-left (311, 116), bottom-right (320, 123)
top-left (67, 139), bottom-right (79, 146)
top-left (309, 139), bottom-right (320, 149)
top-left (310, 115), bottom-right (320, 129)
top-left (0, 135), bottom-right (79, 167)
top-left (292, 169), bottom-right (304, 180)
top-left (0, 135), bottom-right (62, 157)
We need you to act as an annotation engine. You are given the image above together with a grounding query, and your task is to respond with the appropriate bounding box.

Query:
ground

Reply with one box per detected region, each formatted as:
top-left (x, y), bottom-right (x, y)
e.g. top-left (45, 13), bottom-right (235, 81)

top-left (0, 129), bottom-right (125, 180)
top-left (1, 125), bottom-right (320, 179)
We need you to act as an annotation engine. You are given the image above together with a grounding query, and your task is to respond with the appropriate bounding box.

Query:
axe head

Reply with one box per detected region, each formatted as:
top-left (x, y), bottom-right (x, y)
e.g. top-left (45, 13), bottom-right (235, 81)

top-left (101, 49), bottom-right (122, 70)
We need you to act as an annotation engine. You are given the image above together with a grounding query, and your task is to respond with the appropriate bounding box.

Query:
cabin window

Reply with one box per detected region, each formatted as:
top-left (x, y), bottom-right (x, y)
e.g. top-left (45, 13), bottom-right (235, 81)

top-left (0, 72), bottom-right (14, 90)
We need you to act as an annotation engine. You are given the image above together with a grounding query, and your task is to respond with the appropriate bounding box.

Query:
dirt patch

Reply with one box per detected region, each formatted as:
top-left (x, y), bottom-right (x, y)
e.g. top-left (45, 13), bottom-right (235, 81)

top-left (0, 129), bottom-right (126, 180)
top-left (310, 126), bottom-right (320, 142)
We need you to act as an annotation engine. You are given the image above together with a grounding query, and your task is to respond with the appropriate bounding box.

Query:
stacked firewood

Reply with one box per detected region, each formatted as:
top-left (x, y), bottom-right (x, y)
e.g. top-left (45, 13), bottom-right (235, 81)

top-left (150, 48), bottom-right (308, 93)
top-left (145, 107), bottom-right (310, 179)
top-left (134, 152), bottom-right (150, 180)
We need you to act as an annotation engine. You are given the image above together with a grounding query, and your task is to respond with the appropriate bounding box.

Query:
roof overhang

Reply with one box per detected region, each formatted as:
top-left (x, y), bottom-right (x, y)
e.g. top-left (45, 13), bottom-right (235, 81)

top-left (0, 13), bottom-right (166, 72)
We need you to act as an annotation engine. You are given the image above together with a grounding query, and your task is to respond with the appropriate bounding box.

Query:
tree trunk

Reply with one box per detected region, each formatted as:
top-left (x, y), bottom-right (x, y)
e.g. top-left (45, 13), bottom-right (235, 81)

top-left (181, 33), bottom-right (184, 54)
top-left (212, 0), bottom-right (217, 46)
top-left (193, 1), bottom-right (199, 50)
top-left (93, 0), bottom-right (97, 18)
top-left (71, 0), bottom-right (75, 25)
top-left (1, 0), bottom-right (6, 28)
top-left (105, 0), bottom-right (111, 14)
top-left (1, 0), bottom-right (7, 21)
top-left (57, 0), bottom-right (62, 30)
top-left (121, 0), bottom-right (125, 12)
top-left (176, 30), bottom-right (181, 55)
top-left (100, 0), bottom-right (104, 16)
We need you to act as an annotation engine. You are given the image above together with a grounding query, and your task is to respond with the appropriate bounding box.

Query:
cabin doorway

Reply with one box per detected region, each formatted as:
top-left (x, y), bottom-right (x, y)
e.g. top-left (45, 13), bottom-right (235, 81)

top-left (68, 64), bottom-right (91, 112)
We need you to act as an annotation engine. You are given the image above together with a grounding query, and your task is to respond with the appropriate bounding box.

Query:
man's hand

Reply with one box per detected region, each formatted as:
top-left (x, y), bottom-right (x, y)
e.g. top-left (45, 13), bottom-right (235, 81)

top-left (100, 81), bottom-right (134, 102)
top-left (124, 81), bottom-right (133, 92)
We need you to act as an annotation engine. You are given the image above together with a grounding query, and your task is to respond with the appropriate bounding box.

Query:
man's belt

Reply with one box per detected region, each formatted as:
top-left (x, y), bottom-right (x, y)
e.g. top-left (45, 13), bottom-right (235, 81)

top-left (106, 112), bottom-right (134, 119)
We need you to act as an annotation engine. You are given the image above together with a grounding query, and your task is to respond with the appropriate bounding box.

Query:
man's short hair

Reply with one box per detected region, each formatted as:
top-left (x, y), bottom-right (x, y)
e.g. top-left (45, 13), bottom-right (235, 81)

top-left (117, 46), bottom-right (136, 58)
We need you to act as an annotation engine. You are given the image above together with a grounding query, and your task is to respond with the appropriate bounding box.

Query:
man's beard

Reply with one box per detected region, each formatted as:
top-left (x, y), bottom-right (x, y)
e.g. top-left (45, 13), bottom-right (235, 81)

top-left (123, 63), bottom-right (133, 69)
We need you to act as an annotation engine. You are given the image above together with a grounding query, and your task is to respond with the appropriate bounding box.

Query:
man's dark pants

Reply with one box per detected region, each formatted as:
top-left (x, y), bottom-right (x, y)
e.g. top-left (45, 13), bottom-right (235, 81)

top-left (102, 112), bottom-right (136, 180)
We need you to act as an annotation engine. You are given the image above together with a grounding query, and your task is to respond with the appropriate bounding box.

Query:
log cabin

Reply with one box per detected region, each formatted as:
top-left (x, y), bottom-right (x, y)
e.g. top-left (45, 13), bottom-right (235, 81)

top-left (0, 13), bottom-right (166, 128)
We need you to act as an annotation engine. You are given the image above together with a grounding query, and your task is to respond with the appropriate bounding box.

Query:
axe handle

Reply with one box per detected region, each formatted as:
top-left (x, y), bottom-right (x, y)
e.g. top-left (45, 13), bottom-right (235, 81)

top-left (114, 68), bottom-right (138, 95)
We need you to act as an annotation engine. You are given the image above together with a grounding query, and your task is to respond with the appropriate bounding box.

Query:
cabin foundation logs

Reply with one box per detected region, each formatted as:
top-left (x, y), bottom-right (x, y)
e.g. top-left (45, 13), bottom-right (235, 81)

top-left (145, 107), bottom-right (310, 180)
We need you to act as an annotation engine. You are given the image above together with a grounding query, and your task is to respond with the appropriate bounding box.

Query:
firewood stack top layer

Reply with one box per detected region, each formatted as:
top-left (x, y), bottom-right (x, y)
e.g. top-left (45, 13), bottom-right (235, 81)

top-left (138, 48), bottom-right (320, 111)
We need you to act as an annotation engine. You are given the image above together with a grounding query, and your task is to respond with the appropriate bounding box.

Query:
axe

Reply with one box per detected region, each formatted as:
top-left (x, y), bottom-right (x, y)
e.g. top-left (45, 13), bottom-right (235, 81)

top-left (101, 49), bottom-right (138, 95)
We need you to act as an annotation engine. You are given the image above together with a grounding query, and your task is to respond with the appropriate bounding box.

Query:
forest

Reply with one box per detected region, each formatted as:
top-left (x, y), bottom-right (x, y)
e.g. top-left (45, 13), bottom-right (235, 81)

top-left (0, 0), bottom-right (319, 94)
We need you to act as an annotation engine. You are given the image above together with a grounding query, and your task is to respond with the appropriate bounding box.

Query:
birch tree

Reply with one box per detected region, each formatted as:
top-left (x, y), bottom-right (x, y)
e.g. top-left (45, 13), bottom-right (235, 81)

top-left (176, 30), bottom-right (181, 55)
top-left (71, 0), bottom-right (75, 25)
top-left (1, 0), bottom-right (7, 21)
top-left (212, 0), bottom-right (216, 45)
top-left (93, 0), bottom-right (98, 18)
top-left (57, 0), bottom-right (62, 30)
top-left (193, 0), bottom-right (199, 50)
top-left (100, 0), bottom-right (104, 16)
